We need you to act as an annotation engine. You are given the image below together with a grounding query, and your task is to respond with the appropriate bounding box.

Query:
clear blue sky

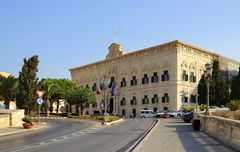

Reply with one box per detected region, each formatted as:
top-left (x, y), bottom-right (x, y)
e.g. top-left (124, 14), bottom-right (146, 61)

top-left (1, 0), bottom-right (240, 79)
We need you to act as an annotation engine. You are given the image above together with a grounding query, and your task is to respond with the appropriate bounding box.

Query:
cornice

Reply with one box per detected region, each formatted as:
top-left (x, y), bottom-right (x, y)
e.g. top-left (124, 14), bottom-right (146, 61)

top-left (69, 40), bottom-right (178, 72)
top-left (69, 40), bottom-right (239, 73)
top-left (176, 41), bottom-right (219, 59)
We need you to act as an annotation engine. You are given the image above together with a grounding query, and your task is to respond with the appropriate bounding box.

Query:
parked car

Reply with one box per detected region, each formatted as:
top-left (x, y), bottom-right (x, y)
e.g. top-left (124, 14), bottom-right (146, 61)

top-left (176, 110), bottom-right (183, 117)
top-left (182, 111), bottom-right (193, 123)
top-left (167, 110), bottom-right (177, 117)
top-left (156, 110), bottom-right (165, 118)
top-left (140, 110), bottom-right (155, 118)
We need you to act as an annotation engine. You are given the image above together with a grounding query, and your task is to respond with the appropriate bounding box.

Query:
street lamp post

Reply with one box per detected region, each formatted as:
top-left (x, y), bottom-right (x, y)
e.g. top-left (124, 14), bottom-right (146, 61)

top-left (100, 76), bottom-right (110, 114)
top-left (204, 63), bottom-right (212, 115)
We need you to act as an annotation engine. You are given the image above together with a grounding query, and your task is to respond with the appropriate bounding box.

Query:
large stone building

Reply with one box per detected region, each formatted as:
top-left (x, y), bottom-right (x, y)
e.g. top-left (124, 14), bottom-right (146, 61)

top-left (69, 40), bottom-right (239, 117)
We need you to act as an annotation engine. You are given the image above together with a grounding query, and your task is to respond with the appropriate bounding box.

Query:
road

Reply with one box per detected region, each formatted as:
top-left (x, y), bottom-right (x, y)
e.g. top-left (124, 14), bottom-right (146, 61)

top-left (0, 118), bottom-right (154, 152)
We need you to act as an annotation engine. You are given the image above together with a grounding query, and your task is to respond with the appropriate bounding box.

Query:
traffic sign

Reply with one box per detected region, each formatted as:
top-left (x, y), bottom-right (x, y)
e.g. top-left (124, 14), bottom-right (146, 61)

top-left (37, 90), bottom-right (44, 98)
top-left (37, 98), bottom-right (44, 105)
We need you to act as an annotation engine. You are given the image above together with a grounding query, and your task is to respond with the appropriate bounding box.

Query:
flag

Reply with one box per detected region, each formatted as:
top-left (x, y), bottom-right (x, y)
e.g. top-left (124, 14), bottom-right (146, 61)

top-left (110, 82), bottom-right (116, 96)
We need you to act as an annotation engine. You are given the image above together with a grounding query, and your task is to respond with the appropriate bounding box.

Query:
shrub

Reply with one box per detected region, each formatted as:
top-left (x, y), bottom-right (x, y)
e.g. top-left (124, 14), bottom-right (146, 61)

top-left (103, 116), bottom-right (120, 122)
top-left (22, 116), bottom-right (32, 123)
top-left (184, 105), bottom-right (195, 112)
top-left (228, 100), bottom-right (240, 111)
top-left (70, 115), bottom-right (120, 122)
top-left (199, 105), bottom-right (206, 111)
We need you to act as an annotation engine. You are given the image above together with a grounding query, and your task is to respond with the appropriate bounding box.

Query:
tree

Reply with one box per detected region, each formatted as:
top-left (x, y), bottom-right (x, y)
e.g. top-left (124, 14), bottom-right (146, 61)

top-left (230, 66), bottom-right (240, 100)
top-left (40, 79), bottom-right (59, 116)
top-left (66, 86), bottom-right (96, 116)
top-left (197, 60), bottom-right (229, 106)
top-left (51, 79), bottom-right (77, 113)
top-left (210, 60), bottom-right (229, 106)
top-left (197, 74), bottom-right (207, 104)
top-left (39, 78), bottom-right (77, 114)
top-left (0, 75), bottom-right (18, 109)
top-left (17, 55), bottom-right (39, 115)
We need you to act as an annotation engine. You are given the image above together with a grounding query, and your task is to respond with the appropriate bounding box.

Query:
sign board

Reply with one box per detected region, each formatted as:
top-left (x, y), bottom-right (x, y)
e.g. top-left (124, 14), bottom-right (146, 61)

top-left (37, 98), bottom-right (44, 105)
top-left (37, 90), bottom-right (44, 98)
top-left (0, 104), bottom-right (5, 109)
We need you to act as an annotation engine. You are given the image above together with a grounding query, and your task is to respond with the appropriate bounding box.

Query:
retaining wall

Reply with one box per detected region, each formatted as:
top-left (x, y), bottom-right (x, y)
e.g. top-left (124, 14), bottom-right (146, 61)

top-left (200, 115), bottom-right (240, 150)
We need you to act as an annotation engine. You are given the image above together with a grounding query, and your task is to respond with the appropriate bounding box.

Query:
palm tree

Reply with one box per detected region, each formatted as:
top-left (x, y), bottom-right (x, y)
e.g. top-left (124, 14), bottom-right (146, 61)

top-left (41, 80), bottom-right (59, 116)
top-left (0, 75), bottom-right (18, 109)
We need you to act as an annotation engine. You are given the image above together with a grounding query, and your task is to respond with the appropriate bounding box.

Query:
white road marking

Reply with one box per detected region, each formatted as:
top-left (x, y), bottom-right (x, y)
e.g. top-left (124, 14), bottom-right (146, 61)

top-left (0, 124), bottom-right (106, 152)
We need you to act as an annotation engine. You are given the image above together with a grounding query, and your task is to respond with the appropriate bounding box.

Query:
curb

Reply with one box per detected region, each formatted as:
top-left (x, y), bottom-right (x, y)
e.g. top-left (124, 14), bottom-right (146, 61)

top-left (0, 123), bottom-right (48, 137)
top-left (31, 117), bottom-right (68, 119)
top-left (126, 119), bottom-right (159, 152)
top-left (103, 118), bottom-right (123, 125)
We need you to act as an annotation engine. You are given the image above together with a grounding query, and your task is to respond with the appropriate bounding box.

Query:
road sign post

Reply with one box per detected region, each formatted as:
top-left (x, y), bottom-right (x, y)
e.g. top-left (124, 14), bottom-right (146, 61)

top-left (36, 91), bottom-right (44, 123)
top-left (36, 98), bottom-right (44, 122)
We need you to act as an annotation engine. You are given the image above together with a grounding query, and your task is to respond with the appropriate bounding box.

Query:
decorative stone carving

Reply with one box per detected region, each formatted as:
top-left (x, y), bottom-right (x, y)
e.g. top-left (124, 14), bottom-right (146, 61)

top-left (200, 66), bottom-right (205, 72)
top-left (120, 68), bottom-right (128, 76)
top-left (152, 62), bottom-right (160, 70)
top-left (181, 60), bottom-right (188, 68)
top-left (130, 67), bottom-right (138, 74)
top-left (189, 62), bottom-right (195, 70)
top-left (141, 64), bottom-right (150, 72)
top-left (162, 61), bottom-right (170, 69)
top-left (106, 43), bottom-right (127, 59)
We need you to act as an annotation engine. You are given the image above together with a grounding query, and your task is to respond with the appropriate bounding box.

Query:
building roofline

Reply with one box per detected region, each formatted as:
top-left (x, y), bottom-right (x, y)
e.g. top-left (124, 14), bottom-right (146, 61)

top-left (69, 40), bottom-right (239, 71)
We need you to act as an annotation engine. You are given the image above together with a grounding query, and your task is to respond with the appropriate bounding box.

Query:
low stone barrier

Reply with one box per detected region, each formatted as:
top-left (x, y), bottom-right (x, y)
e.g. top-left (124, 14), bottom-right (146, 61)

top-left (200, 114), bottom-right (240, 150)
top-left (0, 109), bottom-right (24, 127)
top-left (0, 114), bottom-right (10, 128)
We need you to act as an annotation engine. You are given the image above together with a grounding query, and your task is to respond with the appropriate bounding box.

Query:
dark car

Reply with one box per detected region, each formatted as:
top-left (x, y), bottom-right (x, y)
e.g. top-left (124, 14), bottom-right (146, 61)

top-left (182, 111), bottom-right (193, 123)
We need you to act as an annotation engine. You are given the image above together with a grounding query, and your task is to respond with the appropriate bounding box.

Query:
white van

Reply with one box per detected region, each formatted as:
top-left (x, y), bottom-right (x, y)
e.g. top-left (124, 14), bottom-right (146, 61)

top-left (140, 110), bottom-right (155, 118)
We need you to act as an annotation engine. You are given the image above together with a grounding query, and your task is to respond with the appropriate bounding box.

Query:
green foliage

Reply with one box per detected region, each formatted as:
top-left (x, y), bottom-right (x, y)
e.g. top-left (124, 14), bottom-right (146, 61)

top-left (66, 86), bottom-right (96, 116)
top-left (228, 100), bottom-right (240, 111)
top-left (198, 74), bottom-right (207, 104)
top-left (38, 78), bottom-right (77, 114)
top-left (184, 105), bottom-right (195, 112)
top-left (197, 60), bottom-right (229, 106)
top-left (71, 115), bottom-right (120, 122)
top-left (17, 55), bottom-right (39, 114)
top-left (230, 66), bottom-right (240, 100)
top-left (199, 105), bottom-right (206, 111)
top-left (102, 116), bottom-right (119, 122)
top-left (0, 75), bottom-right (18, 109)
top-left (210, 60), bottom-right (229, 106)
top-left (22, 116), bottom-right (32, 123)
top-left (39, 78), bottom-right (60, 116)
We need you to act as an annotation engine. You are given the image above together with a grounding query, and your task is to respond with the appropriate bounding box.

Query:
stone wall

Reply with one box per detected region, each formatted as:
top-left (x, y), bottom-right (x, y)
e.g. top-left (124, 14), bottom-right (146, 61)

top-left (200, 115), bottom-right (240, 150)
top-left (0, 114), bottom-right (10, 128)
top-left (0, 109), bottom-right (24, 127)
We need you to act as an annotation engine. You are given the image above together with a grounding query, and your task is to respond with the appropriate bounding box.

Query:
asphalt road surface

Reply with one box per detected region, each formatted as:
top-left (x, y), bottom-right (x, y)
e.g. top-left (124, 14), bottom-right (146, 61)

top-left (0, 118), bottom-right (154, 152)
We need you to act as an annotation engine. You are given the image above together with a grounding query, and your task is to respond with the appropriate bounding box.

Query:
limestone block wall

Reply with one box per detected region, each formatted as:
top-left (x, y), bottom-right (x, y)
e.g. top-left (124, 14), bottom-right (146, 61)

top-left (0, 109), bottom-right (24, 127)
top-left (200, 115), bottom-right (240, 150)
top-left (0, 114), bottom-right (10, 128)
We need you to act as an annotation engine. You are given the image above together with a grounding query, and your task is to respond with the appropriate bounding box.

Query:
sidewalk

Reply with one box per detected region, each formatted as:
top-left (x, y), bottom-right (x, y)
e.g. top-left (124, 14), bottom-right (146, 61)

top-left (0, 122), bottom-right (47, 137)
top-left (134, 118), bottom-right (237, 152)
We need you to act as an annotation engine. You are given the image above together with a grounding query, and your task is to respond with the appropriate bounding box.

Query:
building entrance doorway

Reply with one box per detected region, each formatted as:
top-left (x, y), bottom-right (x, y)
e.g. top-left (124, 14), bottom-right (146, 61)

top-left (108, 98), bottom-right (114, 114)
top-left (132, 109), bottom-right (136, 117)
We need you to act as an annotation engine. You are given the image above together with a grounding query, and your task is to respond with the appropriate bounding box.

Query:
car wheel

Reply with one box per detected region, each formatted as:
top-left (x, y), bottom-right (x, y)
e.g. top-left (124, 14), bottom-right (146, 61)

top-left (177, 114), bottom-right (181, 117)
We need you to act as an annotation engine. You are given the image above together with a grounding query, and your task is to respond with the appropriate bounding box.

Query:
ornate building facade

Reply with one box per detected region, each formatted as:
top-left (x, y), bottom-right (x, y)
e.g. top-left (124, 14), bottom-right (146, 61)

top-left (69, 40), bottom-right (239, 117)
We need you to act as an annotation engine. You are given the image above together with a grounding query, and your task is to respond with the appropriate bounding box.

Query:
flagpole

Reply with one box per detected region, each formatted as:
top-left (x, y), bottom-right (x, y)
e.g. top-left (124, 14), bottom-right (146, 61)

top-left (115, 25), bottom-right (118, 43)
